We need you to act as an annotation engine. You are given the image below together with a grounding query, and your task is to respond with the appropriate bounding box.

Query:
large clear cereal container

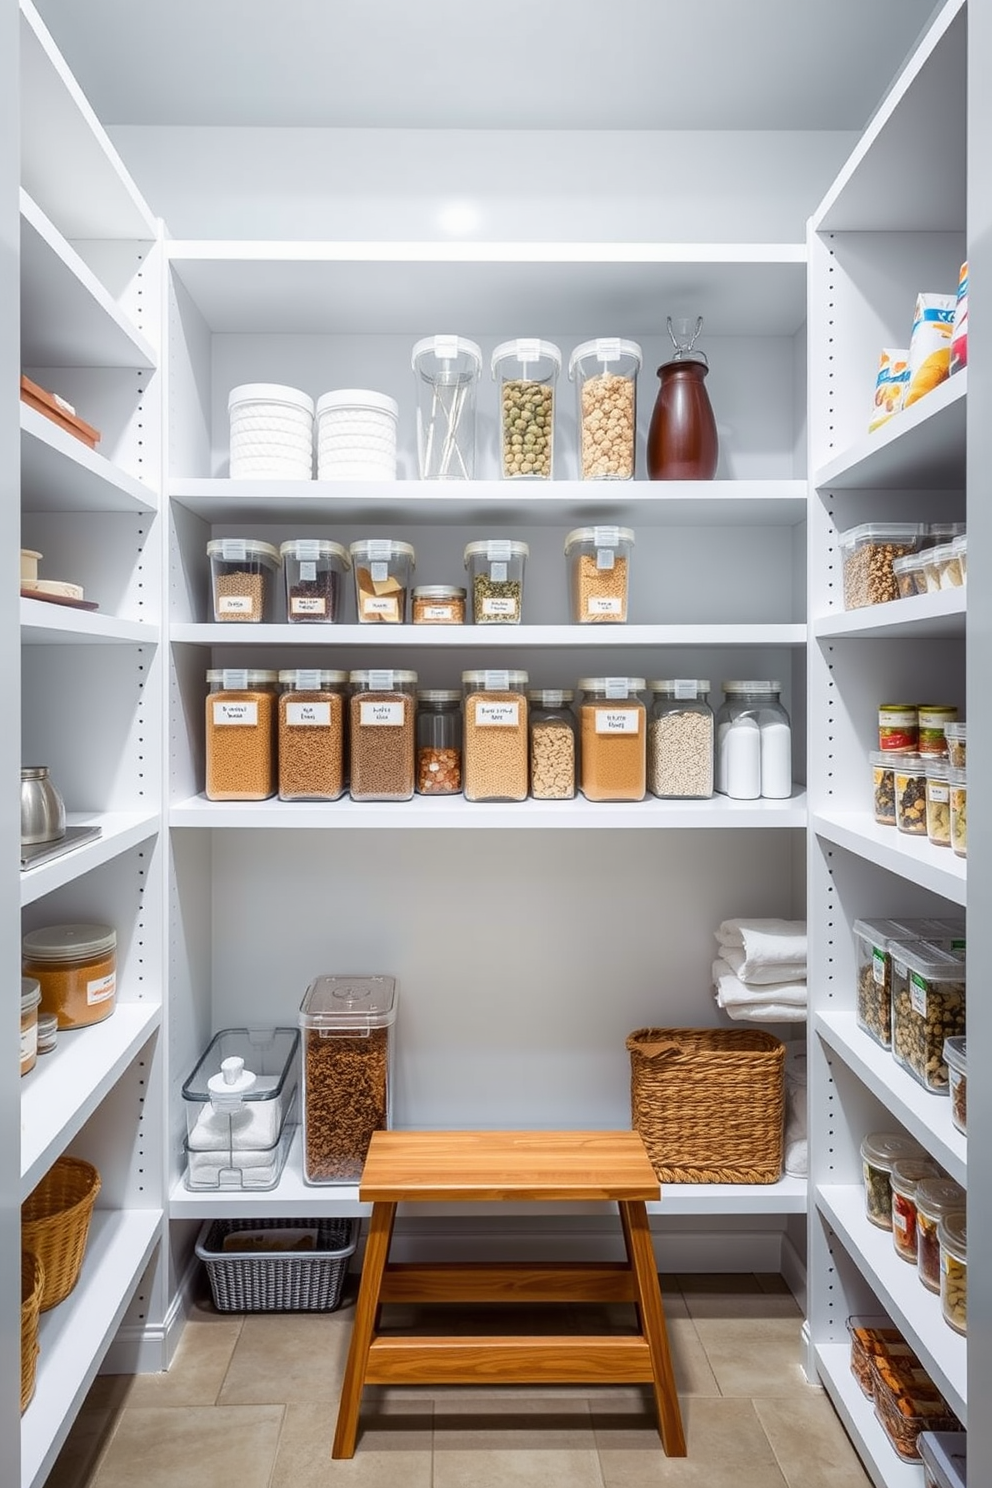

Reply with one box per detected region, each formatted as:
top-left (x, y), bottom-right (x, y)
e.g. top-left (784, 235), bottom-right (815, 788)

top-left (577, 678), bottom-right (647, 802)
top-left (349, 539), bottom-right (415, 623)
top-left (411, 335), bottom-right (482, 479)
top-left (491, 339), bottom-right (561, 479)
top-left (280, 539), bottom-right (350, 623)
top-left (207, 539), bottom-right (281, 622)
top-left (853, 918), bottom-right (949, 1050)
top-left (564, 526), bottom-right (634, 623)
top-left (277, 669), bottom-right (347, 801)
top-left (348, 670), bottom-right (417, 801)
top-left (205, 669), bottom-right (278, 800)
top-left (889, 941), bottom-right (966, 1092)
top-left (837, 523), bottom-right (922, 608)
top-left (462, 670), bottom-right (529, 802)
top-left (299, 975), bottom-right (397, 1184)
top-left (567, 338), bottom-right (642, 480)
top-left (647, 680), bottom-right (713, 799)
top-left (464, 539), bottom-right (528, 623)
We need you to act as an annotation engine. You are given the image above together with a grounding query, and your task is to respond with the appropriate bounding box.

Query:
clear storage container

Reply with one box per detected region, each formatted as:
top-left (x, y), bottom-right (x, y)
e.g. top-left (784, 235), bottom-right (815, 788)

top-left (894, 753), bottom-right (928, 835)
top-left (647, 680), bottom-right (713, 799)
top-left (411, 335), bottom-right (482, 479)
top-left (228, 383), bottom-right (314, 481)
top-left (205, 669), bottom-right (279, 801)
top-left (277, 670), bottom-right (347, 801)
top-left (922, 542), bottom-right (966, 592)
top-left (491, 339), bottom-right (560, 479)
top-left (944, 1036), bottom-right (966, 1134)
top-left (182, 1028), bottom-right (299, 1191)
top-left (528, 689), bottom-right (576, 800)
top-left (944, 721), bottom-right (966, 769)
top-left (567, 338), bottom-right (641, 480)
top-left (918, 1431), bottom-right (968, 1488)
top-left (416, 690), bottom-right (462, 795)
top-left (925, 759), bottom-right (952, 847)
top-left (411, 585), bottom-right (466, 625)
top-left (462, 670), bottom-right (529, 802)
top-left (921, 522), bottom-right (967, 551)
top-left (860, 1132), bottom-right (927, 1229)
top-left (577, 677), bottom-right (646, 802)
top-left (871, 1355), bottom-right (960, 1461)
top-left (22, 922), bottom-right (117, 1030)
top-left (464, 539), bottom-right (528, 624)
top-left (916, 1178), bottom-right (966, 1293)
top-left (890, 1157), bottom-right (942, 1263)
top-left (949, 766), bottom-right (967, 857)
top-left (838, 522), bottom-right (922, 609)
top-left (846, 1315), bottom-right (911, 1398)
top-left (299, 974), bottom-right (397, 1184)
top-left (348, 670), bottom-right (417, 801)
top-left (889, 941), bottom-right (966, 1092)
top-left (854, 919), bottom-right (933, 1050)
top-left (207, 539), bottom-right (281, 623)
top-left (715, 682), bottom-right (792, 800)
top-left (870, 750), bottom-right (897, 826)
top-left (316, 389), bottom-right (398, 480)
top-left (563, 526), bottom-right (634, 623)
top-left (280, 539), bottom-right (350, 623)
top-left (20, 977), bottom-right (41, 1076)
top-left (938, 1213), bottom-right (967, 1335)
top-left (893, 551), bottom-right (926, 598)
top-left (349, 539), bottom-right (415, 624)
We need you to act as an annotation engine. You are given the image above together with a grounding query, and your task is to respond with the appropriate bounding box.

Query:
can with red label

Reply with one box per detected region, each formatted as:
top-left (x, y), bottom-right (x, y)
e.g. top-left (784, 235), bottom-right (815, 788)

top-left (878, 704), bottom-right (918, 752)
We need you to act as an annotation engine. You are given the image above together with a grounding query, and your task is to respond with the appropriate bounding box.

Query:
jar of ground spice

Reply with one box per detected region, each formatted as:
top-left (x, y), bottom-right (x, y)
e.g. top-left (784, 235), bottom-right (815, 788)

top-left (563, 526), bottom-right (634, 623)
top-left (206, 539), bottom-right (281, 622)
top-left (416, 690), bottom-right (462, 795)
top-left (528, 689), bottom-right (576, 799)
top-left (462, 670), bottom-right (529, 802)
top-left (279, 539), bottom-right (350, 623)
top-left (464, 540), bottom-right (529, 624)
top-left (349, 670), bottom-right (417, 801)
top-left (277, 670), bottom-right (347, 801)
top-left (412, 585), bottom-right (466, 625)
top-left (205, 669), bottom-right (279, 800)
top-left (349, 539), bottom-right (415, 624)
top-left (647, 680), bottom-right (714, 799)
top-left (22, 922), bottom-right (117, 1029)
top-left (577, 678), bottom-right (647, 802)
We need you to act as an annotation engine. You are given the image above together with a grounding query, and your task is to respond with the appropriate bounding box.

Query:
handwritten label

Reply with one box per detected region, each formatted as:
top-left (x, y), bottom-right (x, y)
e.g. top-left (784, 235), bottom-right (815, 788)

top-left (595, 709), bottom-right (639, 735)
top-left (588, 596), bottom-right (621, 614)
top-left (360, 701), bottom-right (404, 727)
top-left (291, 596), bottom-right (326, 615)
top-left (87, 972), bottom-right (116, 1005)
top-left (286, 702), bottom-right (331, 727)
top-left (363, 595), bottom-right (398, 619)
top-left (476, 702), bottom-right (520, 727)
top-left (218, 595), bottom-right (252, 614)
top-left (482, 597), bottom-right (517, 617)
top-left (213, 701), bottom-right (258, 726)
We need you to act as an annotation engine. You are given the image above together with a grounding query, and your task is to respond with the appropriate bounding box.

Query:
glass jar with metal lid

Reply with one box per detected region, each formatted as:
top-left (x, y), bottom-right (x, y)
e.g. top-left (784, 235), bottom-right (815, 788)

top-left (205, 669), bottom-right (278, 801)
top-left (411, 585), bottom-right (466, 625)
top-left (349, 670), bottom-right (417, 801)
top-left (528, 689), bottom-right (576, 799)
top-left (277, 670), bottom-right (347, 801)
top-left (577, 678), bottom-right (647, 802)
top-left (568, 338), bottom-right (642, 480)
top-left (22, 922), bottom-right (117, 1030)
top-left (416, 690), bottom-right (462, 795)
top-left (647, 680), bottom-right (713, 799)
top-left (462, 670), bottom-right (529, 802)
top-left (563, 526), bottom-right (635, 623)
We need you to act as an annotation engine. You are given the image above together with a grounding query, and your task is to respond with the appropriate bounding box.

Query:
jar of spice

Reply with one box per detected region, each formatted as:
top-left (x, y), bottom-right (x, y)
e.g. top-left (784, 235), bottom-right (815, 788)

top-left (859, 1132), bottom-right (926, 1230)
top-left (528, 690), bottom-right (576, 800)
top-left (890, 1157), bottom-right (942, 1264)
top-left (349, 539), bottom-right (415, 624)
top-left (462, 670), bottom-right (529, 802)
top-left (647, 680), bottom-right (714, 799)
top-left (491, 339), bottom-right (561, 479)
top-left (21, 977), bottom-right (41, 1075)
top-left (280, 539), bottom-right (350, 624)
top-left (348, 670), bottom-right (417, 801)
top-left (567, 338), bottom-right (641, 480)
top-left (563, 526), bottom-right (634, 623)
top-left (206, 539), bottom-right (281, 623)
top-left (411, 585), bottom-right (466, 625)
top-left (577, 678), bottom-right (647, 802)
top-left (938, 1213), bottom-right (967, 1335)
top-left (277, 670), bottom-right (347, 801)
top-left (464, 540), bottom-right (528, 624)
top-left (416, 690), bottom-right (462, 795)
top-left (915, 1178), bottom-right (966, 1293)
top-left (925, 759), bottom-right (952, 847)
top-left (22, 922), bottom-right (117, 1030)
top-left (715, 682), bottom-right (792, 800)
top-left (205, 669), bottom-right (279, 801)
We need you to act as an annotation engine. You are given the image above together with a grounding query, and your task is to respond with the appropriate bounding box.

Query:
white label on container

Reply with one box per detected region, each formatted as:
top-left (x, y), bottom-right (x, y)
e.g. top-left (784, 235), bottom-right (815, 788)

top-left (291, 596), bottom-right (326, 615)
top-left (434, 334), bottom-right (460, 359)
top-left (595, 548), bottom-right (616, 570)
top-left (893, 1205), bottom-right (909, 1237)
top-left (483, 671), bottom-right (510, 690)
top-left (910, 971), bottom-right (928, 1017)
top-left (929, 783), bottom-right (950, 803)
top-left (490, 561), bottom-right (508, 581)
top-left (213, 701), bottom-right (258, 726)
top-left (486, 541), bottom-right (512, 562)
top-left (476, 701), bottom-right (520, 727)
top-left (421, 604), bottom-right (453, 620)
top-left (293, 670), bottom-right (322, 690)
top-left (483, 597), bottom-right (517, 617)
top-left (360, 701), bottom-right (404, 726)
top-left (220, 539), bottom-right (247, 561)
top-left (368, 670), bottom-right (394, 690)
top-left (674, 680), bottom-right (697, 700)
top-left (593, 526), bottom-right (620, 548)
top-left (370, 561), bottom-right (389, 583)
top-left (221, 670), bottom-right (248, 690)
top-left (367, 541), bottom-right (392, 561)
top-left (588, 596), bottom-right (621, 615)
top-left (595, 709), bottom-right (639, 734)
top-left (299, 560), bottom-right (317, 581)
top-left (218, 595), bottom-right (253, 614)
top-left (604, 678), bottom-right (629, 699)
top-left (87, 971), bottom-right (116, 1005)
top-left (363, 594), bottom-right (398, 619)
top-left (287, 701), bottom-right (331, 727)
top-left (872, 948), bottom-right (886, 985)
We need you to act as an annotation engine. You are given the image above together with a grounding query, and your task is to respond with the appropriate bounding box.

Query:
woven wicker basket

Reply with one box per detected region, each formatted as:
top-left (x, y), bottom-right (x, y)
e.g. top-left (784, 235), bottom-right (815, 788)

top-left (21, 1156), bottom-right (101, 1311)
top-left (197, 1216), bottom-right (358, 1312)
top-left (627, 1027), bottom-right (786, 1183)
top-left (21, 1251), bottom-right (44, 1413)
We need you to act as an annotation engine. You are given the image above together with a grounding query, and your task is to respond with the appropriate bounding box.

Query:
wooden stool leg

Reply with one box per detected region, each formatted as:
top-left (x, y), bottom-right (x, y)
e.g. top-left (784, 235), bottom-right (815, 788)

top-left (332, 1201), bottom-right (397, 1459)
top-left (619, 1200), bottom-right (686, 1457)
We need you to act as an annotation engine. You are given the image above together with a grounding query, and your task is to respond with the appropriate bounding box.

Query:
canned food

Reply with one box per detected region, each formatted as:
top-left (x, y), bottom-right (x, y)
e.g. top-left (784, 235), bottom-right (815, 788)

top-left (878, 705), bottom-right (918, 752)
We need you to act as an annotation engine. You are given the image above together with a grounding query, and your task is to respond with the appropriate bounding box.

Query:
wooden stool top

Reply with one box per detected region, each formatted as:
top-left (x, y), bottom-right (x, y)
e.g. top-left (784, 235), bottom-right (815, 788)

top-left (359, 1130), bottom-right (661, 1203)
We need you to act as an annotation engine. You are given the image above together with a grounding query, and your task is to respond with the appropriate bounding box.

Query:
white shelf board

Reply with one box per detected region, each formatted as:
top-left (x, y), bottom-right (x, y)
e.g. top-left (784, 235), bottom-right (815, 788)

top-left (20, 598), bottom-right (159, 645)
top-left (815, 1012), bottom-right (965, 1187)
top-left (173, 621), bottom-right (806, 650)
top-left (813, 372), bottom-right (966, 491)
top-left (20, 190), bottom-right (156, 369)
top-left (816, 1184), bottom-right (966, 1422)
top-left (814, 589), bottom-right (965, 641)
top-left (167, 240), bottom-right (808, 336)
top-left (170, 478), bottom-right (808, 527)
top-left (20, 1003), bottom-right (162, 1197)
top-left (814, 1342), bottom-right (926, 1488)
top-left (171, 790), bottom-right (808, 830)
top-left (21, 1208), bottom-right (162, 1488)
top-left (20, 810), bottom-right (161, 907)
top-left (19, 0), bottom-right (157, 241)
top-left (21, 403), bottom-right (157, 514)
top-left (812, 812), bottom-right (966, 906)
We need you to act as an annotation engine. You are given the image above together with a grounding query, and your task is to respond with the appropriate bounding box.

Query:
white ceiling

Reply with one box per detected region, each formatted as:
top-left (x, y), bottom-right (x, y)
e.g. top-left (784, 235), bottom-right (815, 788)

top-left (34, 0), bottom-right (939, 131)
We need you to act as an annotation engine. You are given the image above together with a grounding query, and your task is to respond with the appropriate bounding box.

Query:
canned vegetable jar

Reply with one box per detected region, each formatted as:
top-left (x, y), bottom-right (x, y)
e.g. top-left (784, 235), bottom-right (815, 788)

top-left (918, 705), bottom-right (957, 757)
top-left (860, 1132), bottom-right (926, 1230)
top-left (878, 704), bottom-right (918, 752)
top-left (22, 922), bottom-right (117, 1030)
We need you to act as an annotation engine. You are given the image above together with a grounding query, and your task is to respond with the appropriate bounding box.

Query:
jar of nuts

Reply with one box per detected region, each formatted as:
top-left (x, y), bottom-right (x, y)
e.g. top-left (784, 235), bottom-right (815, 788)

top-left (491, 339), bottom-right (561, 479)
top-left (646, 680), bottom-right (714, 799)
top-left (938, 1212), bottom-right (967, 1335)
top-left (869, 750), bottom-right (897, 826)
top-left (837, 523), bottom-right (922, 609)
top-left (348, 670), bottom-right (418, 801)
top-left (567, 338), bottom-right (642, 480)
top-left (205, 669), bottom-right (279, 800)
top-left (893, 753), bottom-right (927, 835)
top-left (415, 690), bottom-right (462, 795)
top-left (462, 670), bottom-right (529, 802)
top-left (889, 940), bottom-right (966, 1093)
top-left (528, 689), bottom-right (576, 800)
top-left (464, 539), bottom-right (529, 624)
top-left (563, 526), bottom-right (634, 623)
top-left (277, 670), bottom-right (347, 801)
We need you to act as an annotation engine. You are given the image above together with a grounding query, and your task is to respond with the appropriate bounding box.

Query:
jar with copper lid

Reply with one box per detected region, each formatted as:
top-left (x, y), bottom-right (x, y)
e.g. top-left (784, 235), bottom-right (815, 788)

top-left (22, 922), bottom-right (117, 1029)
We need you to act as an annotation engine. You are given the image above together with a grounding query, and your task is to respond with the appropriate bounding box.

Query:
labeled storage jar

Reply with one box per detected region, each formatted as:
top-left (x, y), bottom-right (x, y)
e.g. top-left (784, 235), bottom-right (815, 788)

top-left (207, 539), bottom-right (281, 623)
top-left (870, 751), bottom-right (897, 826)
top-left (491, 339), bottom-right (560, 479)
top-left (21, 977), bottom-right (41, 1075)
top-left (300, 974), bottom-right (397, 1184)
top-left (944, 721), bottom-right (966, 769)
top-left (564, 526), bottom-right (634, 623)
top-left (878, 703), bottom-right (918, 752)
top-left (411, 585), bottom-right (466, 625)
top-left (277, 670), bottom-right (347, 801)
top-left (349, 670), bottom-right (417, 801)
top-left (567, 338), bottom-right (641, 479)
top-left (577, 678), bottom-right (646, 802)
top-left (22, 923), bottom-right (117, 1030)
top-left (838, 523), bottom-right (921, 609)
top-left (205, 669), bottom-right (278, 801)
top-left (949, 766), bottom-right (967, 857)
top-left (416, 690), bottom-right (462, 795)
top-left (228, 383), bottom-right (314, 481)
top-left (464, 539), bottom-right (528, 624)
top-left (938, 1213), bottom-right (967, 1335)
top-left (647, 680), bottom-right (713, 799)
top-left (889, 941), bottom-right (966, 1092)
top-left (853, 918), bottom-right (950, 1051)
top-left (280, 539), bottom-right (350, 623)
top-left (925, 759), bottom-right (952, 847)
top-left (916, 1178), bottom-right (966, 1293)
top-left (893, 753), bottom-right (927, 834)
top-left (860, 1132), bottom-right (926, 1229)
top-left (528, 689), bottom-right (576, 800)
top-left (316, 389), bottom-right (398, 480)
top-left (918, 705), bottom-right (957, 757)
top-left (411, 335), bottom-right (482, 479)
top-left (715, 682), bottom-right (792, 800)
top-left (462, 670), bottom-right (529, 803)
top-left (350, 539), bottom-right (415, 624)
top-left (890, 1157), bottom-right (942, 1263)
top-left (944, 1036), bottom-right (966, 1133)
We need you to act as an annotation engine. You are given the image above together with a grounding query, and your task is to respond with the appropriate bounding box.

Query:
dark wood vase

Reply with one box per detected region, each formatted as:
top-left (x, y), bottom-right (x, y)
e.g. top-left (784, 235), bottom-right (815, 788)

top-left (646, 358), bottom-right (718, 480)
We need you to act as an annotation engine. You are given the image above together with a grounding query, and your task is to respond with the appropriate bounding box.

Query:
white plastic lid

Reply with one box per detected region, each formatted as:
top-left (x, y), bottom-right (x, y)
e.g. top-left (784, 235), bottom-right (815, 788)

top-left (316, 389), bottom-right (399, 418)
top-left (206, 669), bottom-right (279, 688)
top-left (648, 679), bottom-right (710, 694)
top-left (568, 338), bottom-right (643, 378)
top-left (462, 669), bottom-right (529, 688)
top-left (277, 670), bottom-right (348, 688)
top-left (564, 526), bottom-right (635, 552)
top-left (463, 539), bottom-right (529, 561)
top-left (279, 539), bottom-right (350, 566)
top-left (528, 689), bottom-right (574, 705)
top-left (722, 680), bottom-right (781, 693)
top-left (349, 539), bottom-right (415, 561)
top-left (349, 669), bottom-right (418, 687)
top-left (228, 383), bottom-right (314, 415)
top-left (208, 1055), bottom-right (257, 1111)
top-left (206, 538), bottom-right (281, 566)
top-left (411, 335), bottom-right (483, 374)
top-left (578, 677), bottom-right (646, 694)
top-left (300, 974), bottom-right (398, 1029)
top-left (491, 339), bottom-right (562, 376)
top-left (21, 977), bottom-right (41, 1013)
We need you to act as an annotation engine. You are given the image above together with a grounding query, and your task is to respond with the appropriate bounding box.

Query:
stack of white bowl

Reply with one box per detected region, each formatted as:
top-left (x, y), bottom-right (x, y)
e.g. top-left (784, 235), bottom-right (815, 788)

top-left (228, 384), bottom-right (314, 480)
top-left (316, 390), bottom-right (398, 480)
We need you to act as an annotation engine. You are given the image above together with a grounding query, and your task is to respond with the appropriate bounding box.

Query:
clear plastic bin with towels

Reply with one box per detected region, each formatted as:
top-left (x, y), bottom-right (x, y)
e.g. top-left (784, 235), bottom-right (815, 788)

top-left (182, 1028), bottom-right (299, 1191)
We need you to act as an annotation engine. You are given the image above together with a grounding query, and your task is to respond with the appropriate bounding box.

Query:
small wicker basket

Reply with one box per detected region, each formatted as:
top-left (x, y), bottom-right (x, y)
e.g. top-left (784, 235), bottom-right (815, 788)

top-left (627, 1026), bottom-right (785, 1184)
top-left (21, 1156), bottom-right (101, 1311)
top-left (21, 1251), bottom-right (44, 1413)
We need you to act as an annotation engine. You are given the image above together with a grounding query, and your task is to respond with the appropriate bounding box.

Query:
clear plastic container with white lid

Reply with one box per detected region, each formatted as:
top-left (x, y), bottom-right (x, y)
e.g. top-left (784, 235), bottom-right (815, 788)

top-left (205, 669), bottom-right (279, 801)
top-left (890, 1157), bottom-right (942, 1263)
top-left (889, 940), bottom-right (966, 1092)
top-left (349, 539), bottom-right (415, 624)
top-left (944, 1035), bottom-right (966, 1133)
top-left (925, 758), bottom-right (952, 847)
top-left (567, 339), bottom-right (642, 480)
top-left (893, 551), bottom-right (926, 598)
top-left (852, 917), bottom-right (962, 1051)
top-left (462, 670), bottom-right (529, 802)
top-left (411, 335), bottom-right (482, 479)
top-left (207, 538), bottom-right (281, 623)
top-left (916, 1178), bottom-right (966, 1292)
top-left (182, 1027), bottom-right (299, 1192)
top-left (228, 383), bottom-right (314, 481)
top-left (277, 670), bottom-right (347, 802)
top-left (577, 678), bottom-right (647, 802)
top-left (922, 541), bottom-right (967, 592)
top-left (464, 539), bottom-right (529, 624)
top-left (715, 681), bottom-right (792, 801)
top-left (938, 1212), bottom-right (967, 1334)
top-left (491, 339), bottom-right (561, 479)
top-left (860, 1132), bottom-right (926, 1229)
top-left (647, 680), bottom-right (713, 800)
top-left (348, 670), bottom-right (418, 801)
top-left (316, 389), bottom-right (398, 481)
top-left (564, 526), bottom-right (634, 623)
top-left (280, 539), bottom-right (350, 623)
top-left (893, 752), bottom-right (927, 834)
top-left (944, 721), bottom-right (966, 769)
top-left (838, 522), bottom-right (922, 608)
top-left (918, 1431), bottom-right (967, 1488)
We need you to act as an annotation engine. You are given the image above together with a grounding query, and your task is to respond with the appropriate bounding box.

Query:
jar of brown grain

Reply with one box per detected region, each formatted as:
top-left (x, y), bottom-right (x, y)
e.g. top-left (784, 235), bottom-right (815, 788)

top-left (462, 670), bottom-right (529, 802)
top-left (577, 678), bottom-right (647, 801)
top-left (22, 923), bottom-right (117, 1029)
top-left (349, 670), bottom-right (418, 801)
top-left (277, 670), bottom-right (347, 801)
top-left (205, 670), bottom-right (279, 801)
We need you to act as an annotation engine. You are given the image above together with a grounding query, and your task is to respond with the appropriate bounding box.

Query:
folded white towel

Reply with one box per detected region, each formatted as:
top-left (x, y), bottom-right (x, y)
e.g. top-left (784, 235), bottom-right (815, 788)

top-left (188, 1102), bottom-right (282, 1151)
top-left (714, 919), bottom-right (807, 979)
top-left (721, 944), bottom-right (807, 987)
top-left (717, 996), bottom-right (807, 1024)
top-left (186, 1148), bottom-right (280, 1186)
top-left (712, 958), bottom-right (807, 1007)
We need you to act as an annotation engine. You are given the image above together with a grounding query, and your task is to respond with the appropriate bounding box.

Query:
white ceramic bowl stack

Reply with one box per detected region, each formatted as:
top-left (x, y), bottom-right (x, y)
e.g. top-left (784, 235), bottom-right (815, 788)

top-left (228, 384), bottom-right (315, 480)
top-left (316, 389), bottom-right (398, 480)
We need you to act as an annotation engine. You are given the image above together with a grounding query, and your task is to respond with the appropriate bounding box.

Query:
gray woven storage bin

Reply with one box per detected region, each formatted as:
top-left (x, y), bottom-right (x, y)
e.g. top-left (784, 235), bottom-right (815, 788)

top-left (196, 1216), bottom-right (358, 1312)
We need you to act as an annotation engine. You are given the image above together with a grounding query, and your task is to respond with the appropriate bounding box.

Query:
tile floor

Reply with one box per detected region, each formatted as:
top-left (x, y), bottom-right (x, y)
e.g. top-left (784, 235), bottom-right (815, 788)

top-left (46, 1272), bottom-right (872, 1488)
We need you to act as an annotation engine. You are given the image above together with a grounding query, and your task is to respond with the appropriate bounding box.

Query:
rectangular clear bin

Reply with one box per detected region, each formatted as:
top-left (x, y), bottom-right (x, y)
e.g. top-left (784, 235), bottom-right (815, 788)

top-left (207, 539), bottom-right (281, 622)
top-left (349, 539), bottom-right (415, 624)
top-left (918, 1431), bottom-right (968, 1488)
top-left (871, 1356), bottom-right (960, 1462)
top-left (837, 523), bottom-right (922, 609)
top-left (853, 919), bottom-right (950, 1051)
top-left (182, 1027), bottom-right (299, 1191)
top-left (464, 540), bottom-right (528, 624)
top-left (889, 941), bottom-right (966, 1092)
top-left (922, 541), bottom-right (967, 593)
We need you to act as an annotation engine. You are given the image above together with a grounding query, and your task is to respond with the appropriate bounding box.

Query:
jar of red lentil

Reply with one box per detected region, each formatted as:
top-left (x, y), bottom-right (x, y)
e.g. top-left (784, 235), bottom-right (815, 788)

top-left (205, 669), bottom-right (279, 801)
top-left (890, 1157), bottom-right (942, 1264)
top-left (22, 923), bottom-right (117, 1030)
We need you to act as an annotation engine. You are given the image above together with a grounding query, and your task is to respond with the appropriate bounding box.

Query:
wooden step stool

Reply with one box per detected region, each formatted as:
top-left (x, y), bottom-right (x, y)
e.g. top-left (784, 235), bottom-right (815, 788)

top-left (332, 1129), bottom-right (686, 1458)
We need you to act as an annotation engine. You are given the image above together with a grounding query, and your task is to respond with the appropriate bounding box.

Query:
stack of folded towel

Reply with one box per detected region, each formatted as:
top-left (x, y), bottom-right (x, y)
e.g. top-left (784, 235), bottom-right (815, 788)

top-left (712, 918), bottom-right (807, 1022)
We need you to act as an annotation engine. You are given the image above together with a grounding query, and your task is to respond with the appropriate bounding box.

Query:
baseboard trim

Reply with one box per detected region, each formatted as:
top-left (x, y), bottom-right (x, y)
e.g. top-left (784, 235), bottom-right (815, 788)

top-left (101, 1249), bottom-right (200, 1375)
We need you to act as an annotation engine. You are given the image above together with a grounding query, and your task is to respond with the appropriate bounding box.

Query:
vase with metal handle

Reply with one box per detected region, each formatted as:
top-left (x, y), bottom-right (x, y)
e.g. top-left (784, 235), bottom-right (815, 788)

top-left (646, 316), bottom-right (719, 480)
top-left (21, 766), bottom-right (66, 845)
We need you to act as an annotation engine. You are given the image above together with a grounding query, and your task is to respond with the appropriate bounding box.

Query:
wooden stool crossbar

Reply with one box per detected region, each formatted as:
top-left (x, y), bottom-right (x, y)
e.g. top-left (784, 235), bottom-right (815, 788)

top-left (331, 1129), bottom-right (687, 1458)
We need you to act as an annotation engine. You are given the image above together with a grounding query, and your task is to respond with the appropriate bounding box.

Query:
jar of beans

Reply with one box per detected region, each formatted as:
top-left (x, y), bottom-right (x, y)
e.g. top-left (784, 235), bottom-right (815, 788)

top-left (567, 338), bottom-right (642, 480)
top-left (528, 689), bottom-right (576, 799)
top-left (938, 1212), bottom-right (967, 1335)
top-left (22, 922), bottom-right (117, 1030)
top-left (577, 678), bottom-right (647, 802)
top-left (464, 540), bottom-right (529, 624)
top-left (277, 670), bottom-right (347, 801)
top-left (416, 690), bottom-right (462, 795)
top-left (205, 669), bottom-right (279, 800)
top-left (859, 1132), bottom-right (926, 1230)
top-left (563, 526), bottom-right (634, 623)
top-left (890, 1157), bottom-right (942, 1264)
top-left (647, 680), bottom-right (714, 799)
top-left (915, 1178), bottom-right (965, 1292)
top-left (348, 670), bottom-right (417, 801)
top-left (491, 339), bottom-right (561, 479)
top-left (207, 539), bottom-right (281, 622)
top-left (462, 670), bottom-right (529, 802)
top-left (280, 539), bottom-right (350, 623)
top-left (349, 539), bottom-right (415, 624)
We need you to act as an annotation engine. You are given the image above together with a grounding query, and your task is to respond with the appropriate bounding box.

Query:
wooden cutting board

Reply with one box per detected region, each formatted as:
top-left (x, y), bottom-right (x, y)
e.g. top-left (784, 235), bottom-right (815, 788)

top-left (20, 375), bottom-right (101, 448)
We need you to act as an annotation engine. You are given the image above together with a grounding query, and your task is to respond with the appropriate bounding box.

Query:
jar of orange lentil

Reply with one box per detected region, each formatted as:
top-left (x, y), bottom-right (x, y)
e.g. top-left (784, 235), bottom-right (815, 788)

top-left (22, 922), bottom-right (117, 1029)
top-left (205, 669), bottom-right (278, 800)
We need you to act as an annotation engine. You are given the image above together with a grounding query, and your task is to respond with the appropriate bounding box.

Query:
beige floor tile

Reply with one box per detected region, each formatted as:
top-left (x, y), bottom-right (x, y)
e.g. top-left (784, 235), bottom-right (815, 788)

top-left (42, 1409), bottom-right (120, 1488)
top-left (120, 1312), bottom-right (244, 1406)
top-left (90, 1405), bottom-right (283, 1488)
top-left (434, 1447), bottom-right (607, 1488)
top-left (431, 1400), bottom-right (604, 1488)
top-left (594, 1395), bottom-right (788, 1486)
top-left (690, 1316), bottom-right (809, 1396)
top-left (753, 1393), bottom-right (874, 1486)
top-left (217, 1310), bottom-right (353, 1404)
top-left (271, 1400), bottom-right (434, 1488)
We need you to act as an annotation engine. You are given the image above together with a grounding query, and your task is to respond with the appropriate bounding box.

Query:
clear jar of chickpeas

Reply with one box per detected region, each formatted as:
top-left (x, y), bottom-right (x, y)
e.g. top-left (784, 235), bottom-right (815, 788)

top-left (491, 340), bottom-right (560, 479)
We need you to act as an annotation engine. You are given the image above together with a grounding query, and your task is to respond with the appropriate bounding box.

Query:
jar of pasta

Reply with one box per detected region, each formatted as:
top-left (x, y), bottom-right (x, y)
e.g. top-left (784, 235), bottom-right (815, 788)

top-left (205, 670), bottom-right (279, 801)
top-left (577, 678), bottom-right (647, 802)
top-left (22, 922), bottom-right (117, 1030)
